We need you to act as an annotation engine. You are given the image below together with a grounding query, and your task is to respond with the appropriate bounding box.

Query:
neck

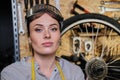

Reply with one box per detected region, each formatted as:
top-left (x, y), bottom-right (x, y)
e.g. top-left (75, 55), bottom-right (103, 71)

top-left (33, 54), bottom-right (56, 78)
top-left (35, 54), bottom-right (56, 68)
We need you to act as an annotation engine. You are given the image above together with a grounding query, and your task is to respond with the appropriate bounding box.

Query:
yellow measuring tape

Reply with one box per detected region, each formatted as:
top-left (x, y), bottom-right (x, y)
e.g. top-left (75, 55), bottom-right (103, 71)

top-left (55, 61), bottom-right (66, 80)
top-left (31, 57), bottom-right (36, 80)
top-left (31, 58), bottom-right (65, 80)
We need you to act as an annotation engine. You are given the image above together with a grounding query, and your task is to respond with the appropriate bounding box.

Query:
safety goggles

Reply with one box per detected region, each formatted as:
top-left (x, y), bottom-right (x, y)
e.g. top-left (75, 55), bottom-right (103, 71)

top-left (26, 4), bottom-right (63, 22)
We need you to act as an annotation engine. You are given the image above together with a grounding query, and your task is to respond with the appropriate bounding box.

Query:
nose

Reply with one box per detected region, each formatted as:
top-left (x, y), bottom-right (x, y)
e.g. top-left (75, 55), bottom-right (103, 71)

top-left (44, 30), bottom-right (51, 39)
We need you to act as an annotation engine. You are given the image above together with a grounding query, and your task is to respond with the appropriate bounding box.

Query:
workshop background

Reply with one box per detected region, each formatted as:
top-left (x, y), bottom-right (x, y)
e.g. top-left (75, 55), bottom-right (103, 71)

top-left (17, 0), bottom-right (120, 79)
top-left (0, 0), bottom-right (120, 80)
top-left (18, 0), bottom-right (120, 58)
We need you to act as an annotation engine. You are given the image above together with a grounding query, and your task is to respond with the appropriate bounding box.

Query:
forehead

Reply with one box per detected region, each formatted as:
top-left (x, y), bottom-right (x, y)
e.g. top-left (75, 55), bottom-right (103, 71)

top-left (30, 13), bottom-right (59, 26)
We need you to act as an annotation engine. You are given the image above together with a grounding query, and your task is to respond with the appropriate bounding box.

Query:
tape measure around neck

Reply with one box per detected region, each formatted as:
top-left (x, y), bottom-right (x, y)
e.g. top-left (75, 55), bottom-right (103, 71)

top-left (31, 57), bottom-right (36, 80)
top-left (55, 61), bottom-right (66, 80)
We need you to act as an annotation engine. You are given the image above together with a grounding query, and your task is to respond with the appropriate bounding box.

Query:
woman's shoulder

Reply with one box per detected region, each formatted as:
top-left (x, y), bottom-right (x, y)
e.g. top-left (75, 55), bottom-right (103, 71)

top-left (59, 58), bottom-right (81, 70)
top-left (59, 57), bottom-right (85, 80)
top-left (0, 57), bottom-right (32, 80)
top-left (1, 57), bottom-right (31, 73)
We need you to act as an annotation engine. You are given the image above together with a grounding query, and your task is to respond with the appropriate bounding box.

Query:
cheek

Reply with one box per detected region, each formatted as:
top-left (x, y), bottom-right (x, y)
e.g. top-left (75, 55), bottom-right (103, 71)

top-left (54, 35), bottom-right (61, 44)
top-left (30, 34), bottom-right (42, 45)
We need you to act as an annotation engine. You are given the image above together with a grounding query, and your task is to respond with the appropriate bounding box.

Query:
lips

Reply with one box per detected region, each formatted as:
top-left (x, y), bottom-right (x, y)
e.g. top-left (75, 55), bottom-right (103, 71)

top-left (42, 42), bottom-right (53, 47)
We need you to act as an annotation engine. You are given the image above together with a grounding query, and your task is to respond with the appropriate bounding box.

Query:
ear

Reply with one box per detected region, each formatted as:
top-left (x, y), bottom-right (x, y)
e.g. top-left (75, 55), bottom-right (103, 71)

top-left (59, 38), bottom-right (61, 46)
top-left (28, 37), bottom-right (31, 43)
top-left (28, 37), bottom-right (33, 52)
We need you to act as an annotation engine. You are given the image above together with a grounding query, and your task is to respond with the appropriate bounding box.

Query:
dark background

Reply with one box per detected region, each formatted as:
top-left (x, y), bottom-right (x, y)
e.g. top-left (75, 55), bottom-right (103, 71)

top-left (0, 0), bottom-right (15, 72)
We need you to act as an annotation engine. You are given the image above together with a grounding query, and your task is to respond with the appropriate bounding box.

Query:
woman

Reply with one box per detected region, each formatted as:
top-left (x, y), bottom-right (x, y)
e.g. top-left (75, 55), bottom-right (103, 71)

top-left (1, 4), bottom-right (85, 80)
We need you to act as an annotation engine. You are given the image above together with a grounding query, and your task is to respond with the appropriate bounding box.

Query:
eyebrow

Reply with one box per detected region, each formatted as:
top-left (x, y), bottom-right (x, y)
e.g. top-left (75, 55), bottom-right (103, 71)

top-left (33, 24), bottom-right (43, 27)
top-left (33, 23), bottom-right (59, 27)
top-left (50, 23), bottom-right (59, 27)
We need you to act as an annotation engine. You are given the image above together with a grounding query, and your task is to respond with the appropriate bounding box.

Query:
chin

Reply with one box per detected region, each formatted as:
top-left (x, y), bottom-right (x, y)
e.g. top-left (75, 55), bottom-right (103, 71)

top-left (40, 50), bottom-right (56, 55)
top-left (40, 53), bottom-right (55, 56)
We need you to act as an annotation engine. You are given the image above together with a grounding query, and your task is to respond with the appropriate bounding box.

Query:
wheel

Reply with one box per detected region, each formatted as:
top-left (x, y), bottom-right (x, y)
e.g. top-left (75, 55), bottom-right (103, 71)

top-left (59, 13), bottom-right (120, 80)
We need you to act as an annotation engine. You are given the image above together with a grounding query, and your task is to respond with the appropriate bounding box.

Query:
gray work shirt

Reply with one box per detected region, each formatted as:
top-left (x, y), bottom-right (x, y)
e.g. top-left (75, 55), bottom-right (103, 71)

top-left (1, 57), bottom-right (85, 80)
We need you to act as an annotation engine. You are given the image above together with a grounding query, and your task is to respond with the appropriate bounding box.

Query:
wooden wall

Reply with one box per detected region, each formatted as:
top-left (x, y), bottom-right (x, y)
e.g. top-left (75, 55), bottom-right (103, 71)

top-left (17, 0), bottom-right (120, 59)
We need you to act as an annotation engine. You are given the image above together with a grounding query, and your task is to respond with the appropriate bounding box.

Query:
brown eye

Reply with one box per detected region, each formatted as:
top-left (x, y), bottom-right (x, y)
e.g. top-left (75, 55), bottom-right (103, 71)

top-left (51, 27), bottom-right (58, 32)
top-left (35, 28), bottom-right (42, 32)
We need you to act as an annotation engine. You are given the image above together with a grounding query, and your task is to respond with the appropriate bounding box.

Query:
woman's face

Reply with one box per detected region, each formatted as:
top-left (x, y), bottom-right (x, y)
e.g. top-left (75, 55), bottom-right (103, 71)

top-left (29, 13), bottom-right (60, 56)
